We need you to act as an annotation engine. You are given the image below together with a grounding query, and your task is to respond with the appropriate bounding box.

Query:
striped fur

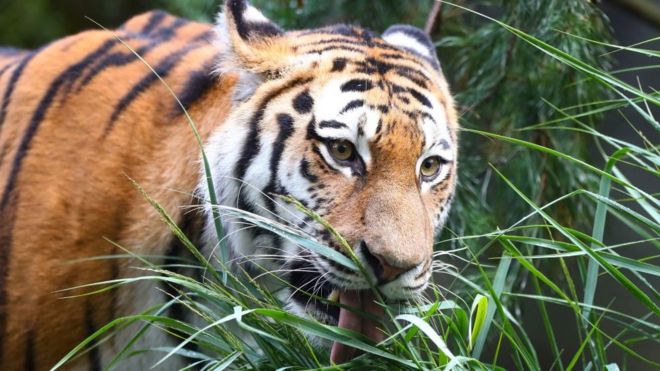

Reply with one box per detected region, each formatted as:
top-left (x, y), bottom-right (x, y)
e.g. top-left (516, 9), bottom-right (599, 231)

top-left (0, 1), bottom-right (458, 369)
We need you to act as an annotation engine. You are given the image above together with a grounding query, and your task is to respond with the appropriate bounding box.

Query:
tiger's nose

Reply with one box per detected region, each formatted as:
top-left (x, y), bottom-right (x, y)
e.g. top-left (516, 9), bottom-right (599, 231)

top-left (361, 242), bottom-right (412, 283)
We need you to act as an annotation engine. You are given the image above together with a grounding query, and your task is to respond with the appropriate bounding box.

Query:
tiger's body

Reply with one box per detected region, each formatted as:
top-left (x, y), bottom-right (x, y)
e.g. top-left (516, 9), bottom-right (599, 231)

top-left (0, 11), bottom-right (225, 370)
top-left (0, 1), bottom-right (458, 369)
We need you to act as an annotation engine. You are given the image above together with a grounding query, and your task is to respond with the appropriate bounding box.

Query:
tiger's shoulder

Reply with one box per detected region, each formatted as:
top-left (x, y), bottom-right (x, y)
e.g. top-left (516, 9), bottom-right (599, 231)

top-left (0, 10), bottom-right (218, 131)
top-left (0, 11), bottom-right (229, 370)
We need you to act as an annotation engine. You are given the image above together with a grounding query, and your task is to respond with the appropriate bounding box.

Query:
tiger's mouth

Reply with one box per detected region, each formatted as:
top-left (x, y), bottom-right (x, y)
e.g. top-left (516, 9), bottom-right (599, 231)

top-left (328, 289), bottom-right (386, 364)
top-left (288, 260), bottom-right (400, 364)
top-left (291, 283), bottom-right (388, 364)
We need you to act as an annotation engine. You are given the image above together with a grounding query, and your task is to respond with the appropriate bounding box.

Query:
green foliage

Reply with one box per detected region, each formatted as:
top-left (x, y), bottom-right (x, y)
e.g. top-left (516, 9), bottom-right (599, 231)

top-left (438, 1), bottom-right (613, 239)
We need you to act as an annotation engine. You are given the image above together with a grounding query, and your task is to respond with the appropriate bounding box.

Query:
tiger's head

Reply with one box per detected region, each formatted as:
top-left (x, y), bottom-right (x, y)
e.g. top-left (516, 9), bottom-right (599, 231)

top-left (202, 0), bottom-right (458, 359)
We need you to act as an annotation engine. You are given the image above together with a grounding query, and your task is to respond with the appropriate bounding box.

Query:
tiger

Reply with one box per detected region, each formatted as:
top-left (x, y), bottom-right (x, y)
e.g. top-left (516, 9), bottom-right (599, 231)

top-left (0, 0), bottom-right (458, 369)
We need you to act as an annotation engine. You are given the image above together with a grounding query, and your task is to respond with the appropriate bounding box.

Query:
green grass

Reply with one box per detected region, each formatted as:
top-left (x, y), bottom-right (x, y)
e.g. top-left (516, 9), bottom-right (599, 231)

top-left (53, 5), bottom-right (658, 371)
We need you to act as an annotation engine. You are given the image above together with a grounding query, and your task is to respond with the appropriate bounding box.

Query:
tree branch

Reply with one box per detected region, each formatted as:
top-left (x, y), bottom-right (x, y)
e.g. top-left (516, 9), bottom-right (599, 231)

top-left (424, 1), bottom-right (443, 35)
top-left (608, 0), bottom-right (660, 29)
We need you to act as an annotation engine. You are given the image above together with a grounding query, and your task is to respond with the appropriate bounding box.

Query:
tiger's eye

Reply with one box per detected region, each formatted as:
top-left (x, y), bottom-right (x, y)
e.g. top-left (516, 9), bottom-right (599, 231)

top-left (329, 140), bottom-right (355, 161)
top-left (420, 157), bottom-right (442, 179)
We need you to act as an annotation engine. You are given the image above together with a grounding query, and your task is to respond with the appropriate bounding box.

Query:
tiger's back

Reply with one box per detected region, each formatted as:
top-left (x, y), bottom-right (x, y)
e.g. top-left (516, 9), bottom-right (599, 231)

top-left (0, 11), bottom-right (231, 370)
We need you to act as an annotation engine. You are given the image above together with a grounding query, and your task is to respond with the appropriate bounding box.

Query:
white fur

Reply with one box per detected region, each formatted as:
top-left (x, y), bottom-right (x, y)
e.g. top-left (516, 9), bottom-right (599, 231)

top-left (212, 13), bottom-right (263, 102)
top-left (243, 5), bottom-right (270, 23)
top-left (383, 32), bottom-right (433, 58)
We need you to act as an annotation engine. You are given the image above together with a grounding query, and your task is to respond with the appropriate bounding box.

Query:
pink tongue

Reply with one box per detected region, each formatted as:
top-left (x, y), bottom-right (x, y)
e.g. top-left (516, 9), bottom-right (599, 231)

top-left (330, 290), bottom-right (385, 364)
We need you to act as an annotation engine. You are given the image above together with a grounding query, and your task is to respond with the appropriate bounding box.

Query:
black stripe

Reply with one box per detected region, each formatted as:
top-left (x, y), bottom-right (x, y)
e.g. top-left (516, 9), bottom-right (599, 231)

top-left (141, 10), bottom-right (168, 35)
top-left (260, 113), bottom-right (294, 256)
top-left (318, 120), bottom-right (348, 129)
top-left (150, 16), bottom-right (188, 39)
top-left (292, 89), bottom-right (313, 114)
top-left (304, 45), bottom-right (365, 56)
top-left (0, 143), bottom-right (7, 165)
top-left (84, 303), bottom-right (102, 371)
top-left (172, 56), bottom-right (218, 114)
top-left (262, 113), bottom-right (294, 209)
top-left (340, 79), bottom-right (373, 92)
top-left (236, 192), bottom-right (259, 219)
top-left (104, 43), bottom-right (200, 135)
top-left (380, 50), bottom-right (433, 70)
top-left (0, 59), bottom-right (19, 78)
top-left (375, 104), bottom-right (389, 113)
top-left (233, 77), bottom-right (313, 181)
top-left (191, 30), bottom-right (215, 44)
top-left (324, 255), bottom-right (355, 274)
top-left (229, 0), bottom-right (282, 40)
top-left (395, 68), bottom-right (430, 89)
top-left (379, 52), bottom-right (409, 61)
top-left (298, 36), bottom-right (403, 54)
top-left (331, 58), bottom-right (347, 72)
top-left (268, 114), bottom-right (294, 187)
top-left (375, 118), bottom-right (383, 134)
top-left (0, 52), bottom-right (37, 133)
top-left (404, 282), bottom-right (427, 291)
top-left (408, 87), bottom-right (432, 108)
top-left (298, 24), bottom-right (361, 38)
top-left (0, 190), bottom-right (18, 366)
top-left (299, 158), bottom-right (318, 183)
top-left (75, 18), bottom-right (191, 93)
top-left (0, 39), bottom-right (118, 211)
top-left (340, 99), bottom-right (364, 114)
top-left (305, 116), bottom-right (320, 141)
top-left (354, 57), bottom-right (429, 88)
top-left (420, 111), bottom-right (436, 125)
top-left (25, 328), bottom-right (35, 371)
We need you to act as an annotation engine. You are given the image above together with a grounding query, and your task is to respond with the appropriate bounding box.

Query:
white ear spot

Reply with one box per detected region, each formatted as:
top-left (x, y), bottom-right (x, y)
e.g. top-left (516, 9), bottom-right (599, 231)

top-left (243, 5), bottom-right (270, 23)
top-left (382, 24), bottom-right (440, 70)
top-left (382, 32), bottom-right (432, 58)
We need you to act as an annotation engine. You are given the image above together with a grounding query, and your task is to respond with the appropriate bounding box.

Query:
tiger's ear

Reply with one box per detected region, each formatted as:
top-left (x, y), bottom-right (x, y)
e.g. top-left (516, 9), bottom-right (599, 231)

top-left (215, 0), bottom-right (291, 99)
top-left (382, 25), bottom-right (440, 70)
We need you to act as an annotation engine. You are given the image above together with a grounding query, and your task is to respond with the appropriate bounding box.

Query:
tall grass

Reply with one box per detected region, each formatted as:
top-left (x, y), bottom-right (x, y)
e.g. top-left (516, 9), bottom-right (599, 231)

top-left (54, 5), bottom-right (658, 371)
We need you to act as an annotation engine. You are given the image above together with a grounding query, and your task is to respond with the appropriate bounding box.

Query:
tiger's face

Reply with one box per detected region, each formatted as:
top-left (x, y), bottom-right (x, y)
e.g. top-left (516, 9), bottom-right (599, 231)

top-left (202, 0), bottom-right (457, 357)
top-left (282, 69), bottom-right (456, 298)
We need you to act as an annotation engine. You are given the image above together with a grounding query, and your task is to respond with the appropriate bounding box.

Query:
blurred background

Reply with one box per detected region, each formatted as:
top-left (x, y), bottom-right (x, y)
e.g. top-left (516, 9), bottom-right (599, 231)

top-left (0, 0), bottom-right (657, 369)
